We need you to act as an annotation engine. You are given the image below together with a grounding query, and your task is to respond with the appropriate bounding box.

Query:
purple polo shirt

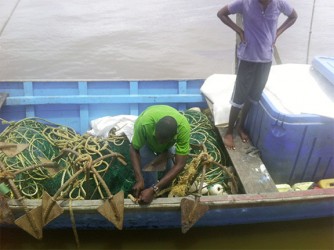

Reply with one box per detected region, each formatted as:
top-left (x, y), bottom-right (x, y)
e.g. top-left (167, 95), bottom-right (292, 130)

top-left (228, 0), bottom-right (294, 62)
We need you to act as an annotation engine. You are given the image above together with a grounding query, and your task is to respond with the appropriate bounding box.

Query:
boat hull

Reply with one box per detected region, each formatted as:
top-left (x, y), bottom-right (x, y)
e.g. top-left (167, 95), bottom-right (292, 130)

top-left (0, 78), bottom-right (334, 233)
top-left (4, 188), bottom-right (334, 230)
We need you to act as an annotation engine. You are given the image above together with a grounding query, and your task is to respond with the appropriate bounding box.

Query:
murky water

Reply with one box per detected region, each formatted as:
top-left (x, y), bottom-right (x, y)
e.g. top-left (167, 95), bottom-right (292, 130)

top-left (0, 0), bottom-right (333, 80)
top-left (1, 217), bottom-right (334, 250)
top-left (0, 0), bottom-right (333, 249)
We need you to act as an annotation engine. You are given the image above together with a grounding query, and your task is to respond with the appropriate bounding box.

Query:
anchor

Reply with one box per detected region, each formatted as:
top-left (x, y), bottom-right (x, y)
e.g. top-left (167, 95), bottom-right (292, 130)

top-left (3, 159), bottom-right (64, 232)
top-left (2, 147), bottom-right (127, 239)
top-left (0, 142), bottom-right (29, 157)
top-left (0, 162), bottom-right (43, 239)
top-left (0, 194), bottom-right (15, 224)
top-left (91, 153), bottom-right (125, 230)
top-left (0, 160), bottom-right (61, 239)
top-left (181, 152), bottom-right (210, 234)
top-left (45, 149), bottom-right (126, 230)
top-left (180, 143), bottom-right (239, 233)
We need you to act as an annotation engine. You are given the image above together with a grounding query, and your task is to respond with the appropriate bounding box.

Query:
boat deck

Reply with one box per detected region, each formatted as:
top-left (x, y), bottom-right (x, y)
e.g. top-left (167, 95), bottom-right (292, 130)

top-left (205, 98), bottom-right (277, 194)
top-left (216, 126), bottom-right (277, 194)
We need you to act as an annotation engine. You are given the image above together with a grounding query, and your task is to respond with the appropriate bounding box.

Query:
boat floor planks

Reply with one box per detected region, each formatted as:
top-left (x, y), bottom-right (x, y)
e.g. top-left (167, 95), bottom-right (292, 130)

top-left (204, 97), bottom-right (277, 194)
top-left (0, 93), bottom-right (8, 110)
top-left (216, 125), bottom-right (277, 194)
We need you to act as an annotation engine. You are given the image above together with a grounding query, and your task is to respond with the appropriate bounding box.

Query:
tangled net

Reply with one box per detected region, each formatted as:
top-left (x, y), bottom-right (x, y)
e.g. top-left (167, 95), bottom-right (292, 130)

top-left (0, 109), bottom-right (234, 201)
top-left (165, 109), bottom-right (235, 197)
top-left (0, 118), bottom-right (134, 200)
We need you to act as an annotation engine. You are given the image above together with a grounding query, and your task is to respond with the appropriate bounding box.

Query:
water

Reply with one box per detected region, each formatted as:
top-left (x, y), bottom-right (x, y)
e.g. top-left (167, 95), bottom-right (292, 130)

top-left (1, 217), bottom-right (334, 250)
top-left (0, 0), bottom-right (333, 80)
top-left (0, 0), bottom-right (334, 249)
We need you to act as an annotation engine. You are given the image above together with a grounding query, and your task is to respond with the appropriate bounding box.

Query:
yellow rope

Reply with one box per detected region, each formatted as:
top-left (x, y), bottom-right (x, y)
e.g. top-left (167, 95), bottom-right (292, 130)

top-left (69, 199), bottom-right (80, 248)
top-left (0, 118), bottom-right (128, 199)
top-left (167, 110), bottom-right (230, 197)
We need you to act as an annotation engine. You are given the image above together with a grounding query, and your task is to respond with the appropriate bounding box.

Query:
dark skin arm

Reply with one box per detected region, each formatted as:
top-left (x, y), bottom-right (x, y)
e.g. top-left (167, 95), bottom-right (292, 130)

top-left (217, 5), bottom-right (298, 44)
top-left (275, 9), bottom-right (298, 43)
top-left (217, 6), bottom-right (245, 42)
top-left (130, 144), bottom-right (145, 197)
top-left (130, 143), bottom-right (187, 205)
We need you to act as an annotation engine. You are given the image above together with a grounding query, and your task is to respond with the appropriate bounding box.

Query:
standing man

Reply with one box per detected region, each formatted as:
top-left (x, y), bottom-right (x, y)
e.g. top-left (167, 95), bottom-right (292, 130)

top-left (217, 0), bottom-right (297, 150)
top-left (130, 105), bottom-right (190, 204)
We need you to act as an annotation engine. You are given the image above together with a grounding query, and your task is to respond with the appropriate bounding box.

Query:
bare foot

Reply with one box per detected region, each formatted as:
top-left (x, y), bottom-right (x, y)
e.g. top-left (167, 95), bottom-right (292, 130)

top-left (223, 133), bottom-right (236, 150)
top-left (237, 128), bottom-right (249, 143)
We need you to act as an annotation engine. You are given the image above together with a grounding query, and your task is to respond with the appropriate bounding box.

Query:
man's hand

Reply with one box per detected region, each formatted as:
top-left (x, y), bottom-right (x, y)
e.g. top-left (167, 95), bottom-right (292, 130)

top-left (132, 180), bottom-right (145, 198)
top-left (238, 30), bottom-right (245, 43)
top-left (138, 187), bottom-right (155, 205)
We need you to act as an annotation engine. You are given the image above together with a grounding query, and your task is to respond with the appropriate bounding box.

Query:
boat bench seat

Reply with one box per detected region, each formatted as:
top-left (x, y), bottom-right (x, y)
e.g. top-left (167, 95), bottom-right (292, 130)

top-left (216, 125), bottom-right (278, 194)
top-left (205, 97), bottom-right (277, 194)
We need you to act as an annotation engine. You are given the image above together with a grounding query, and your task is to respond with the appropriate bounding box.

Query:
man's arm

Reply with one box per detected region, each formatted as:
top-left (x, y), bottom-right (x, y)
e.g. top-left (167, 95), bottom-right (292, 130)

top-left (217, 5), bottom-right (245, 42)
top-left (130, 144), bottom-right (144, 197)
top-left (155, 154), bottom-right (187, 191)
top-left (276, 9), bottom-right (298, 41)
top-left (138, 154), bottom-right (187, 204)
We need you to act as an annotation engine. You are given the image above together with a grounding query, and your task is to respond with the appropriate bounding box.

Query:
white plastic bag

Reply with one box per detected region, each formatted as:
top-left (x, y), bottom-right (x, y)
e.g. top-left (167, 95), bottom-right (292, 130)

top-left (87, 115), bottom-right (138, 142)
top-left (200, 74), bottom-right (236, 126)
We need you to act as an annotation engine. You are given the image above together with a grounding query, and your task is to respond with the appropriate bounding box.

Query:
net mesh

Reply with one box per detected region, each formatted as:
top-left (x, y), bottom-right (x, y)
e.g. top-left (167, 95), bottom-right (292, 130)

top-left (0, 110), bottom-right (232, 200)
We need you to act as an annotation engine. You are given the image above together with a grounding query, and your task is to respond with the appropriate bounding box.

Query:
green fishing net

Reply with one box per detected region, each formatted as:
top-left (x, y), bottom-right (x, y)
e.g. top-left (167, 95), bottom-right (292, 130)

top-left (0, 118), bottom-right (134, 199)
top-left (0, 118), bottom-right (64, 198)
top-left (0, 109), bottom-right (230, 200)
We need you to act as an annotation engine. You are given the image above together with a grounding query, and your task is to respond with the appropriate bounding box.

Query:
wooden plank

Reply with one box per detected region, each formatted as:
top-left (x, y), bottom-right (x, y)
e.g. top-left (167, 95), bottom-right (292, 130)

top-left (205, 97), bottom-right (277, 194)
top-left (0, 93), bottom-right (8, 110)
top-left (7, 189), bottom-right (334, 213)
top-left (216, 125), bottom-right (277, 194)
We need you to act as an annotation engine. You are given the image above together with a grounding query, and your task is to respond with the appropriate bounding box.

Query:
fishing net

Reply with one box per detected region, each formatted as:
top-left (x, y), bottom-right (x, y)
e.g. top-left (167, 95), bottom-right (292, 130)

top-left (39, 132), bottom-right (134, 200)
top-left (166, 109), bottom-right (233, 197)
top-left (0, 118), bottom-right (64, 199)
top-left (0, 118), bottom-right (134, 200)
top-left (0, 109), bottom-right (232, 201)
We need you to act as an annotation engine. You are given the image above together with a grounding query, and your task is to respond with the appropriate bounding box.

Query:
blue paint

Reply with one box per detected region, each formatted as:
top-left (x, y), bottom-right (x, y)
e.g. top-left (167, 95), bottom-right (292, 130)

top-left (246, 90), bottom-right (334, 184)
top-left (312, 56), bottom-right (334, 85)
top-left (1, 78), bottom-right (333, 232)
top-left (0, 79), bottom-right (206, 134)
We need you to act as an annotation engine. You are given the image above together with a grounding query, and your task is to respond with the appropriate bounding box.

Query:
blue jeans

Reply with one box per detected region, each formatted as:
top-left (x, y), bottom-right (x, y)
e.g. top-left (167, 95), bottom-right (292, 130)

top-left (139, 145), bottom-right (175, 188)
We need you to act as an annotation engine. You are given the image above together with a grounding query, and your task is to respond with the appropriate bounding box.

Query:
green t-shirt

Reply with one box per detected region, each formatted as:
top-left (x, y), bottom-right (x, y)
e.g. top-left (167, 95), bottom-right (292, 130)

top-left (132, 105), bottom-right (190, 155)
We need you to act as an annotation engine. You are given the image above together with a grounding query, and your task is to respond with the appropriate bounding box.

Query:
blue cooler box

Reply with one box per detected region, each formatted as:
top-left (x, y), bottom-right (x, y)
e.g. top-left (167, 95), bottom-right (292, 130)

top-left (312, 56), bottom-right (334, 85)
top-left (245, 64), bottom-right (334, 184)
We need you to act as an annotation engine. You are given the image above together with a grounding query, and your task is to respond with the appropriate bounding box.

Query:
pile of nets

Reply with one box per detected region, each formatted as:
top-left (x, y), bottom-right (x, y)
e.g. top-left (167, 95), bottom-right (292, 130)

top-left (0, 118), bottom-right (134, 200)
top-left (0, 109), bottom-right (234, 200)
top-left (165, 109), bottom-right (235, 197)
top-left (0, 118), bottom-right (63, 199)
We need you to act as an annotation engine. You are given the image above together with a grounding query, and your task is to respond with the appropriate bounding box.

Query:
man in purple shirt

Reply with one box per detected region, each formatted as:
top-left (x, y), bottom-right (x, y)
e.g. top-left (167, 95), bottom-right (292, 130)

top-left (217, 0), bottom-right (297, 150)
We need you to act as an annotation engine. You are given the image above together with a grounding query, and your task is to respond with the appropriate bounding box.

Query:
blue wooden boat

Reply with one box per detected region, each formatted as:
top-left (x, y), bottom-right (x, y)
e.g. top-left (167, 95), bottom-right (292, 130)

top-left (0, 77), bottom-right (333, 239)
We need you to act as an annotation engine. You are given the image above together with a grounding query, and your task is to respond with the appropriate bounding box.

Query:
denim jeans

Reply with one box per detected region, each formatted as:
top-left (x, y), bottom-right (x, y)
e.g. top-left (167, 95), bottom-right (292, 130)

top-left (139, 145), bottom-right (175, 188)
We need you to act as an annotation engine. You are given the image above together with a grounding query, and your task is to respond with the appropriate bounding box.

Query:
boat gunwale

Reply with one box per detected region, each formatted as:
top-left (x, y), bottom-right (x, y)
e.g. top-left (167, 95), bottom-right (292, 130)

top-left (6, 188), bottom-right (334, 212)
top-left (0, 78), bottom-right (205, 83)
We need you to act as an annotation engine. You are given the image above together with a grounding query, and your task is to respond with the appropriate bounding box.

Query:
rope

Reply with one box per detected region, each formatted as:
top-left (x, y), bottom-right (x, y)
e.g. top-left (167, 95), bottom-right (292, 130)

top-left (0, 117), bottom-right (131, 199)
top-left (166, 109), bottom-right (232, 197)
top-left (0, 109), bottom-right (231, 200)
top-left (69, 199), bottom-right (80, 248)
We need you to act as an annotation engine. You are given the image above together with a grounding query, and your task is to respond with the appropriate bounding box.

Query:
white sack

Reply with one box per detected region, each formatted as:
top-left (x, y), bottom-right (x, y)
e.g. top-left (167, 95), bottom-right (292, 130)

top-left (87, 115), bottom-right (138, 142)
top-left (200, 74), bottom-right (236, 126)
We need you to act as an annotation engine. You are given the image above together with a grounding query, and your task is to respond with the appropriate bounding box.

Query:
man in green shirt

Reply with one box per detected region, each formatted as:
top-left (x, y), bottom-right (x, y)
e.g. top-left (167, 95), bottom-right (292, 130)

top-left (130, 105), bottom-right (191, 204)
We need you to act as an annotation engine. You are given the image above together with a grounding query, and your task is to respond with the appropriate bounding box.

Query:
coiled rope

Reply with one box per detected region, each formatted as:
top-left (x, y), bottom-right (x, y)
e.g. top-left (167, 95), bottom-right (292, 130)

top-left (0, 109), bottom-right (233, 200)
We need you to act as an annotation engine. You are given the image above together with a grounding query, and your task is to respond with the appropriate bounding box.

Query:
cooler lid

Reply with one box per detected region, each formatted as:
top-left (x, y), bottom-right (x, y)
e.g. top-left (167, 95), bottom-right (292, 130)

top-left (263, 64), bottom-right (334, 118)
top-left (312, 56), bottom-right (334, 85)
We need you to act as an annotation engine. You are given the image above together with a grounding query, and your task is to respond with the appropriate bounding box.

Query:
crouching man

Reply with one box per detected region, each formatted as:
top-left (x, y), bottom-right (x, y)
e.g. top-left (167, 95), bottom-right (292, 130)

top-left (130, 105), bottom-right (191, 204)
